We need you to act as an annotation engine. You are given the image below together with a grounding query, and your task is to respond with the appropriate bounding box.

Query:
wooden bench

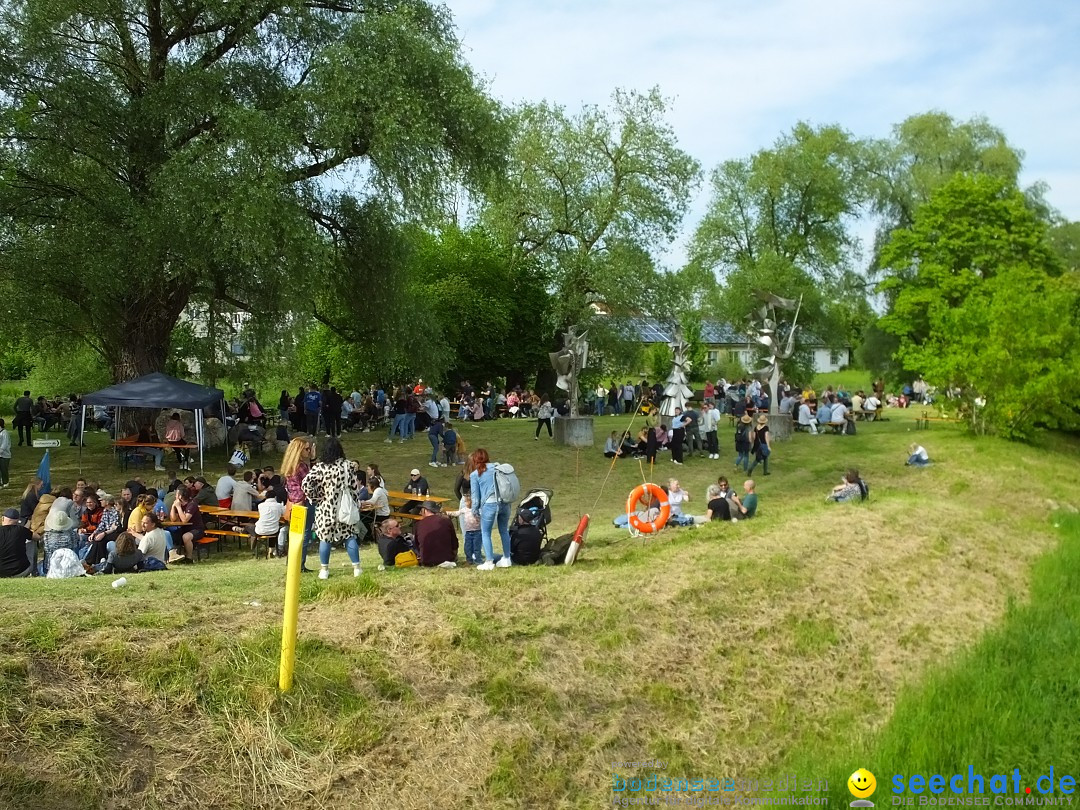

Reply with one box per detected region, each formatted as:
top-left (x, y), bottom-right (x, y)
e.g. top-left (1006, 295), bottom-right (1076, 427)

top-left (916, 413), bottom-right (965, 430)
top-left (388, 510), bottom-right (427, 523)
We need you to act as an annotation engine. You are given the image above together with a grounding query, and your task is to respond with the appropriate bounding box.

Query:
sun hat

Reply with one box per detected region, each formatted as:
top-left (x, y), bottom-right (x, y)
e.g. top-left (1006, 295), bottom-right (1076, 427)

top-left (740, 415), bottom-right (752, 424)
top-left (757, 414), bottom-right (768, 424)
top-left (45, 510), bottom-right (74, 532)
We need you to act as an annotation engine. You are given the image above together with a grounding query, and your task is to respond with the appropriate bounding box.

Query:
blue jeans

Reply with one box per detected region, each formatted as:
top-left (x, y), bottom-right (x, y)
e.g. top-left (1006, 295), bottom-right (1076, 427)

top-left (594, 398), bottom-right (604, 416)
top-left (389, 413), bottom-right (406, 439)
top-left (735, 451), bottom-right (749, 471)
top-left (464, 530), bottom-right (482, 563)
top-left (479, 501), bottom-right (511, 562)
top-left (318, 536), bottom-right (359, 566)
top-left (429, 434), bottom-right (440, 463)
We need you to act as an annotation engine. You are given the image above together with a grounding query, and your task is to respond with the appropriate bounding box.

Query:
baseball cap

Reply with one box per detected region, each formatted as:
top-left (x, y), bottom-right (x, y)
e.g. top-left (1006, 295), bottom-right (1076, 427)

top-left (3, 508), bottom-right (20, 520)
top-left (410, 468), bottom-right (421, 476)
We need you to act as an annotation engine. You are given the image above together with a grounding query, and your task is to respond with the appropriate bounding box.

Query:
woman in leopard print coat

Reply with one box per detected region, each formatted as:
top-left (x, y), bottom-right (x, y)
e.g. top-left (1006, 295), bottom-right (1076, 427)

top-left (301, 437), bottom-right (364, 579)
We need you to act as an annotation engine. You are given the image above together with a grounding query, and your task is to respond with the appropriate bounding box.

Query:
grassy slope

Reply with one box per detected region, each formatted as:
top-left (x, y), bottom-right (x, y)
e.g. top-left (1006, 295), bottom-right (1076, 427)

top-left (0, 408), bottom-right (1078, 808)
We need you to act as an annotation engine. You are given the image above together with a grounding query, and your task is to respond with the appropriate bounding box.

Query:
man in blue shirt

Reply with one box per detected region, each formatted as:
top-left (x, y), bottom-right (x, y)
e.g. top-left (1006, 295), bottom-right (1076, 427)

top-left (303, 385), bottom-right (322, 435)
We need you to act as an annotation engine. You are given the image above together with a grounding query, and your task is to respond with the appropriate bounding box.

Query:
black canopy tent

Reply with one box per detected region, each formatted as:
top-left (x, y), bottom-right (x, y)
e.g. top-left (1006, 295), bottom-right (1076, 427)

top-left (80, 372), bottom-right (226, 473)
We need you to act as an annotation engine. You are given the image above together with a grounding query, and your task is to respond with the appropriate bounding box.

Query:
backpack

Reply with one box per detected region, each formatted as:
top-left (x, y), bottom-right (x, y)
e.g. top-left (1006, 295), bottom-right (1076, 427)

top-left (394, 550), bottom-right (419, 567)
top-left (845, 418), bottom-right (857, 436)
top-left (491, 463), bottom-right (520, 505)
top-left (540, 533), bottom-right (574, 566)
top-left (857, 479), bottom-right (870, 501)
top-left (735, 423), bottom-right (750, 445)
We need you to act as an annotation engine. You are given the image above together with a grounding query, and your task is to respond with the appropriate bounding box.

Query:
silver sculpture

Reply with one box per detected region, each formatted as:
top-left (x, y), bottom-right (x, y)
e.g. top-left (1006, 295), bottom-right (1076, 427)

top-left (550, 326), bottom-right (589, 417)
top-left (660, 327), bottom-right (695, 417)
top-left (752, 291), bottom-right (802, 414)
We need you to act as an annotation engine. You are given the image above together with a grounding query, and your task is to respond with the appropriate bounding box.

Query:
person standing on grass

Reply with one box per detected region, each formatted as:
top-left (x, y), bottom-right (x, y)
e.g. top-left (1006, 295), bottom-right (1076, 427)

top-left (734, 414), bottom-right (752, 472)
top-left (427, 417), bottom-right (444, 467)
top-left (13, 390), bottom-right (33, 446)
top-left (747, 414), bottom-right (772, 476)
top-left (669, 408), bottom-right (686, 466)
top-left (702, 401), bottom-right (720, 459)
top-left (301, 437), bottom-right (363, 580)
top-left (281, 436), bottom-right (316, 570)
top-left (0, 419), bottom-right (10, 489)
top-left (442, 424), bottom-right (457, 467)
top-left (469, 448), bottom-right (512, 570)
top-left (535, 397), bottom-right (554, 440)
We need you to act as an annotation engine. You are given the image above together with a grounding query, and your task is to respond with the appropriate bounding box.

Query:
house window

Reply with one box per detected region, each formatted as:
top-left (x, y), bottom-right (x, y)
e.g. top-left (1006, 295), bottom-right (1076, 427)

top-left (728, 350), bottom-right (741, 364)
top-left (706, 350), bottom-right (718, 365)
top-left (830, 350), bottom-right (844, 366)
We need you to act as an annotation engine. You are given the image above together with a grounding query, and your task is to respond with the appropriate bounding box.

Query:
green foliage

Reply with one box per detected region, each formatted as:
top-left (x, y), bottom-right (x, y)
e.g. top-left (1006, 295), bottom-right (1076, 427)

top-left (25, 345), bottom-right (110, 397)
top-left (0, 338), bottom-right (34, 380)
top-left (1047, 220), bottom-right (1080, 271)
top-left (678, 311), bottom-right (709, 383)
top-left (0, 0), bottom-right (504, 381)
top-left (484, 87), bottom-right (700, 339)
top-left (866, 111), bottom-right (1025, 269)
top-left (854, 321), bottom-right (903, 384)
top-left (878, 174), bottom-right (1077, 439)
top-left (690, 123), bottom-right (870, 355)
top-left (645, 343), bottom-right (672, 384)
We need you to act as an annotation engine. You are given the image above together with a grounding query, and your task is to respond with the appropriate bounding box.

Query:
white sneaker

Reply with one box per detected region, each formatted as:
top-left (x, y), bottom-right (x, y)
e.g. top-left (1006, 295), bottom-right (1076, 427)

top-left (496, 557), bottom-right (512, 568)
top-left (439, 463), bottom-right (448, 467)
top-left (353, 566), bottom-right (362, 577)
top-left (476, 561), bottom-right (495, 571)
top-left (673, 460), bottom-right (682, 465)
top-left (154, 466), bottom-right (167, 471)
top-left (318, 567), bottom-right (329, 580)
top-left (384, 438), bottom-right (392, 444)
top-left (429, 462), bottom-right (438, 467)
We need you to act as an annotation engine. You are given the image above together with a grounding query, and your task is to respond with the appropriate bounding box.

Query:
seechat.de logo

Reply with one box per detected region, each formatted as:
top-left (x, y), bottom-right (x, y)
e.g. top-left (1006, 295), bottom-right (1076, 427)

top-left (850, 769), bottom-right (878, 808)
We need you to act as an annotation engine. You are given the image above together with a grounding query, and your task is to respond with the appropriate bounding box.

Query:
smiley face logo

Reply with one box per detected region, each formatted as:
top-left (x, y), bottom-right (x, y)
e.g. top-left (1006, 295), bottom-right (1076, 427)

top-left (848, 769), bottom-right (877, 799)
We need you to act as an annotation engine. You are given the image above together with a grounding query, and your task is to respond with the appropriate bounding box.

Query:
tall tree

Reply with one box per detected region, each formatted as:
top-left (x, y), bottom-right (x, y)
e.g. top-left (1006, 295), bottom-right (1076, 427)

top-left (0, 0), bottom-right (504, 381)
top-left (865, 111), bottom-right (1025, 272)
top-left (484, 88), bottom-right (701, 334)
top-left (877, 174), bottom-right (1077, 438)
top-left (689, 122), bottom-right (870, 370)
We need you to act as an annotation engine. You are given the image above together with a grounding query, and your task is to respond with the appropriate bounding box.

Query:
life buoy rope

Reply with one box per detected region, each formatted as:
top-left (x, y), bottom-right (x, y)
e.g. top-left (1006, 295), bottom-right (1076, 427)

top-left (626, 483), bottom-right (670, 534)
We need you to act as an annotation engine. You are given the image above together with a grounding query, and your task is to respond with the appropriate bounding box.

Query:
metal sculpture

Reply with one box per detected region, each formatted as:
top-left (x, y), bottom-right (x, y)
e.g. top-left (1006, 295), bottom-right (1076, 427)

top-left (549, 326), bottom-right (589, 417)
top-left (660, 327), bottom-right (695, 417)
top-left (752, 291), bottom-right (802, 414)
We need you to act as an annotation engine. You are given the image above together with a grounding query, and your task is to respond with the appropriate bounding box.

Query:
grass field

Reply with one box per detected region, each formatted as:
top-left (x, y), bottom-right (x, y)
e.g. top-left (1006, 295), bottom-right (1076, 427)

top-left (1, 405), bottom-right (1078, 809)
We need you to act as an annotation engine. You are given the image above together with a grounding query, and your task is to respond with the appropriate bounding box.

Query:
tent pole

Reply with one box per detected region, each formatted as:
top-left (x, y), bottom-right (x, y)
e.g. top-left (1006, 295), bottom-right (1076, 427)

top-left (222, 398), bottom-right (228, 461)
top-left (78, 404), bottom-right (85, 473)
top-left (197, 408), bottom-right (204, 472)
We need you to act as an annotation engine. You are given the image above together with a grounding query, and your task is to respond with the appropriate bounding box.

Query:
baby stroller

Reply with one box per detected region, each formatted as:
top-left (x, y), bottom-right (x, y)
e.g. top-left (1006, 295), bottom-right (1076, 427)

top-left (517, 488), bottom-right (553, 541)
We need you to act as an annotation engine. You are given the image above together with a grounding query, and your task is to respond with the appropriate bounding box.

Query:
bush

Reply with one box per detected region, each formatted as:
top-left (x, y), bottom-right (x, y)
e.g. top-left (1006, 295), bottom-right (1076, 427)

top-left (26, 345), bottom-right (110, 397)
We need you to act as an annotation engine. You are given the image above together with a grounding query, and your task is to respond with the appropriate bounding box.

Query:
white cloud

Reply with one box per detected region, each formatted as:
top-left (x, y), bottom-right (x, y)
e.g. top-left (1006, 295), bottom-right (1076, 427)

top-left (446, 0), bottom-right (1080, 265)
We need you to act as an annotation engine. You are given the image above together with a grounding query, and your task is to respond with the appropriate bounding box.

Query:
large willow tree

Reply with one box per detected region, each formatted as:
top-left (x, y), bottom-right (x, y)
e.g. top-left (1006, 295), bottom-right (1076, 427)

top-left (0, 0), bottom-right (504, 381)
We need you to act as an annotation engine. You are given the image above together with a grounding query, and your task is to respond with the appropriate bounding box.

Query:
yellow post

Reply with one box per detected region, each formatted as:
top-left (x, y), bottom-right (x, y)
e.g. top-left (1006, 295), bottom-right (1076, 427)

top-left (279, 504), bottom-right (307, 692)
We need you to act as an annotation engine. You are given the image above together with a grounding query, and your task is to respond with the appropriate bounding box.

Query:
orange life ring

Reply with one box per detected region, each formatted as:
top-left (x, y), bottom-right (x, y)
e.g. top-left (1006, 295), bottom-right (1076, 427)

top-left (565, 514), bottom-right (590, 565)
top-left (627, 483), bottom-right (670, 534)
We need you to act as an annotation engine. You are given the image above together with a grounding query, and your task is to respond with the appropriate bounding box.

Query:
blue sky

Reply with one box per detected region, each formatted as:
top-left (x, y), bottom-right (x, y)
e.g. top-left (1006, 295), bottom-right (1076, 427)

top-left (444, 0), bottom-right (1080, 268)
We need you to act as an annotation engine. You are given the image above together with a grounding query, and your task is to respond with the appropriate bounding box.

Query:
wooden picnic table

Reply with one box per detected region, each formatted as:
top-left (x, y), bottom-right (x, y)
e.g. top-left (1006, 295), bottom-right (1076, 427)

top-left (114, 438), bottom-right (198, 449)
top-left (209, 508), bottom-right (260, 520)
top-left (385, 490), bottom-right (450, 503)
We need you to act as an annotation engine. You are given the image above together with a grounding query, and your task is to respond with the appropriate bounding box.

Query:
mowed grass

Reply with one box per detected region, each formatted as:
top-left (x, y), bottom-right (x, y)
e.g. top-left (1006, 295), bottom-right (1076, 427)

top-left (0, 406), bottom-right (1079, 808)
top-left (787, 512), bottom-right (1080, 802)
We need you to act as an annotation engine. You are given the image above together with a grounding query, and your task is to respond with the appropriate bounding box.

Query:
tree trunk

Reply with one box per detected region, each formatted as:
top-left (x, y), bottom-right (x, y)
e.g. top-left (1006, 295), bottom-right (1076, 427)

top-left (107, 308), bottom-right (176, 382)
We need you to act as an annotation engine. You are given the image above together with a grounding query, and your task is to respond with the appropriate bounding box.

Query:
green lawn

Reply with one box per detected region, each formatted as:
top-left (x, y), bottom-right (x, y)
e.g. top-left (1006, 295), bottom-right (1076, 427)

top-left (1, 408), bottom-right (1078, 809)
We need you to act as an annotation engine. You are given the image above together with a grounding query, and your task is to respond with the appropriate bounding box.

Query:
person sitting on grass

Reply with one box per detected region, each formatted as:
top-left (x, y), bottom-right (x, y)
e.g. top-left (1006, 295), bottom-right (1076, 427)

top-left (42, 509), bottom-right (80, 574)
top-left (414, 501), bottom-right (458, 567)
top-left (906, 443), bottom-right (931, 467)
top-left (603, 431), bottom-right (624, 459)
top-left (0, 508), bottom-right (33, 578)
top-left (715, 476), bottom-right (746, 519)
top-left (704, 484), bottom-right (734, 522)
top-left (86, 496), bottom-right (121, 565)
top-left (668, 478), bottom-right (691, 523)
top-left (827, 469), bottom-right (868, 503)
top-left (740, 479), bottom-right (758, 518)
top-left (103, 531), bottom-right (144, 574)
top-left (134, 512), bottom-right (170, 561)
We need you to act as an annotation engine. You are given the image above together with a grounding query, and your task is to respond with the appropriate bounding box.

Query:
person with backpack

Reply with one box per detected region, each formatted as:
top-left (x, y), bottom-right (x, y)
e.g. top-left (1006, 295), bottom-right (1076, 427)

top-left (734, 414), bottom-right (752, 472)
top-left (301, 437), bottom-right (364, 580)
top-left (747, 414), bottom-right (772, 476)
top-left (469, 448), bottom-right (516, 570)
